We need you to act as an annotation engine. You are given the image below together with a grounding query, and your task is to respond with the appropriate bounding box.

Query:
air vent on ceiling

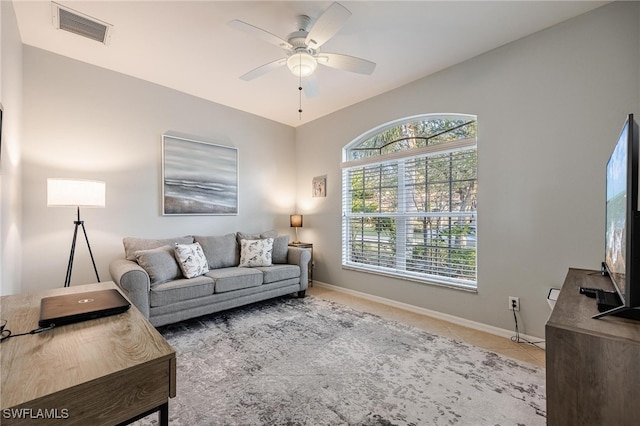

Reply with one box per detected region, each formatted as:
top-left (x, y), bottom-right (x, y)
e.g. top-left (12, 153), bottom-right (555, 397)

top-left (51, 2), bottom-right (112, 45)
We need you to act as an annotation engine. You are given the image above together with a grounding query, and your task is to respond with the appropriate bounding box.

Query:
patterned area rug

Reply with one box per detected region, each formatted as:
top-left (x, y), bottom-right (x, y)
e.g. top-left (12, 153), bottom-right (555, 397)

top-left (135, 296), bottom-right (545, 425)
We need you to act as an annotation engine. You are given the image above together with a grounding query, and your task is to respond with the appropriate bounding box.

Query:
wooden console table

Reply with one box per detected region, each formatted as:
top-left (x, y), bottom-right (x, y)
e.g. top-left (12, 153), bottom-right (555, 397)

top-left (0, 282), bottom-right (176, 426)
top-left (546, 268), bottom-right (640, 425)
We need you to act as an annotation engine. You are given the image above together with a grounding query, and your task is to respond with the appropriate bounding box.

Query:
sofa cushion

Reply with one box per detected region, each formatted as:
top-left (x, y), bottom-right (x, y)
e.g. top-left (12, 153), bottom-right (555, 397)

top-left (272, 235), bottom-right (290, 264)
top-left (239, 238), bottom-right (273, 267)
top-left (174, 242), bottom-right (209, 278)
top-left (134, 245), bottom-right (182, 286)
top-left (206, 267), bottom-right (263, 293)
top-left (194, 233), bottom-right (239, 268)
top-left (255, 264), bottom-right (301, 284)
top-left (123, 236), bottom-right (193, 261)
top-left (236, 229), bottom-right (277, 244)
top-left (149, 275), bottom-right (215, 307)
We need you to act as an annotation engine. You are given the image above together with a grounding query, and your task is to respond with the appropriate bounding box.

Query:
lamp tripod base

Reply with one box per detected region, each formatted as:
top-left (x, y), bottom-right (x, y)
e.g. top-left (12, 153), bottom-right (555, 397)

top-left (64, 208), bottom-right (100, 287)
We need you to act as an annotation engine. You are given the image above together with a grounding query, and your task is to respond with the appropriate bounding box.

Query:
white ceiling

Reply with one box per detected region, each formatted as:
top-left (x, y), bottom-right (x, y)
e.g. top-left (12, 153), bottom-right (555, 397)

top-left (12, 1), bottom-right (608, 127)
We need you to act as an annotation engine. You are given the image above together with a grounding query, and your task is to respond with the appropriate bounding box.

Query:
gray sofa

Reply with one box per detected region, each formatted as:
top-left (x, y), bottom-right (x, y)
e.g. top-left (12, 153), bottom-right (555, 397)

top-left (109, 231), bottom-right (311, 327)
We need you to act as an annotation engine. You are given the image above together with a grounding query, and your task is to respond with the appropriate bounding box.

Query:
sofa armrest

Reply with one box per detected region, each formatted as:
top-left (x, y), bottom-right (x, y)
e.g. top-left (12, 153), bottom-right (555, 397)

top-left (287, 247), bottom-right (312, 290)
top-left (109, 258), bottom-right (151, 318)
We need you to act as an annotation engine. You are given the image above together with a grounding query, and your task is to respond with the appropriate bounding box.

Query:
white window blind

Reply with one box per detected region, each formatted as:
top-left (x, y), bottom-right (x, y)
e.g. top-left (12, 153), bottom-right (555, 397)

top-left (341, 116), bottom-right (477, 289)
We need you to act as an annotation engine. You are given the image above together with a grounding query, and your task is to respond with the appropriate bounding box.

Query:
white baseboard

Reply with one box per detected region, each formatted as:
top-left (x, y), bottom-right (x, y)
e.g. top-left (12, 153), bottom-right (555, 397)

top-left (312, 281), bottom-right (545, 349)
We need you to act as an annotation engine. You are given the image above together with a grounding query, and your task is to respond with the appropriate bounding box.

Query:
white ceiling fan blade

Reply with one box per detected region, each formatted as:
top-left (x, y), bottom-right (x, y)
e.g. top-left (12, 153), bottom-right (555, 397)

top-left (229, 19), bottom-right (293, 50)
top-left (305, 2), bottom-right (351, 49)
top-left (301, 75), bottom-right (319, 98)
top-left (240, 58), bottom-right (287, 81)
top-left (318, 53), bottom-right (376, 75)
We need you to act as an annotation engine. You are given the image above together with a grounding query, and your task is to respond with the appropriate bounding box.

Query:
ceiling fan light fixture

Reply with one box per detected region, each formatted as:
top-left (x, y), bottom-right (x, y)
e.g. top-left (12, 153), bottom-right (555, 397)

top-left (287, 52), bottom-right (317, 77)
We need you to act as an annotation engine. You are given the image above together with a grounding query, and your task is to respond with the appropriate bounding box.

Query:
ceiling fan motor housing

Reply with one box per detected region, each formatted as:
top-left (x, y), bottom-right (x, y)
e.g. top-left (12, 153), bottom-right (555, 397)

top-left (287, 31), bottom-right (313, 51)
top-left (296, 15), bottom-right (312, 32)
top-left (286, 21), bottom-right (318, 78)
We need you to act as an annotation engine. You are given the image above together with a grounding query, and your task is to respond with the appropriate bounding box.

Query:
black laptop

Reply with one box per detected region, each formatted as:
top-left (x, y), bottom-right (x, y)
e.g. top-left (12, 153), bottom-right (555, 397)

top-left (39, 289), bottom-right (131, 327)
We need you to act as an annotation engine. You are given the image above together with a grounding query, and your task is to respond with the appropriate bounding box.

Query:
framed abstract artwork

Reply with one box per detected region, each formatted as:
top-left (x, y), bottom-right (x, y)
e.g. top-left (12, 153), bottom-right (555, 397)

top-left (162, 135), bottom-right (238, 215)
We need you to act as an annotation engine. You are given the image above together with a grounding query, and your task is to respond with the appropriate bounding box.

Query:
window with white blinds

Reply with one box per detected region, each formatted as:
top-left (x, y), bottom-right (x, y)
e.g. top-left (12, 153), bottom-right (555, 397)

top-left (341, 115), bottom-right (477, 289)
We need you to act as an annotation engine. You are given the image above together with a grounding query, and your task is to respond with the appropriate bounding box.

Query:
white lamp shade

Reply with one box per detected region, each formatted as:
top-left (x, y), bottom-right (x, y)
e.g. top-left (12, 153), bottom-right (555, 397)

top-left (287, 52), bottom-right (318, 78)
top-left (47, 178), bottom-right (106, 207)
top-left (290, 214), bottom-right (303, 228)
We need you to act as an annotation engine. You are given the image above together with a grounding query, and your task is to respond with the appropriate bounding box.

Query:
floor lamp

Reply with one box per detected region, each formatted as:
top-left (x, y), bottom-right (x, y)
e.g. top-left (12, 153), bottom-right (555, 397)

top-left (47, 178), bottom-right (106, 287)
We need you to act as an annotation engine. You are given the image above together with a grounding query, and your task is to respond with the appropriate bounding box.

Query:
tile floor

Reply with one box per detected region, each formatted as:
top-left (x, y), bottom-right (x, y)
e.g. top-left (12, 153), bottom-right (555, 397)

top-left (307, 284), bottom-right (546, 368)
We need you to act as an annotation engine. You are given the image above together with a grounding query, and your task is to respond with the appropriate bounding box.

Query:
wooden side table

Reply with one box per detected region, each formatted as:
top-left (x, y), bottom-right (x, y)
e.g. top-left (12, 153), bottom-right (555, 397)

top-left (0, 282), bottom-right (176, 426)
top-left (289, 242), bottom-right (313, 285)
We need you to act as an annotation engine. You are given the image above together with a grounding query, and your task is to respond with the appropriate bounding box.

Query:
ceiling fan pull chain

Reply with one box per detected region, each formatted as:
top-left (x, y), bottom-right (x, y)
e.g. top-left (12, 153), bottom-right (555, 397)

top-left (298, 55), bottom-right (303, 119)
top-left (298, 85), bottom-right (303, 119)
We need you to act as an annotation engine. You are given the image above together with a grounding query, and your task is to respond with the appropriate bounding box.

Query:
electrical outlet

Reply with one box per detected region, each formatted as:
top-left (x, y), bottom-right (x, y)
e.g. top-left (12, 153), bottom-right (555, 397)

top-left (509, 296), bottom-right (520, 311)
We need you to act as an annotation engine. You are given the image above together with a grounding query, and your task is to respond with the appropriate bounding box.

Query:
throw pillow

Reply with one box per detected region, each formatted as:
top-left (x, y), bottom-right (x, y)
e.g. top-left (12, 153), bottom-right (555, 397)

top-left (174, 242), bottom-right (209, 278)
top-left (239, 238), bottom-right (274, 267)
top-left (123, 236), bottom-right (194, 261)
top-left (134, 245), bottom-right (182, 286)
top-left (236, 231), bottom-right (288, 263)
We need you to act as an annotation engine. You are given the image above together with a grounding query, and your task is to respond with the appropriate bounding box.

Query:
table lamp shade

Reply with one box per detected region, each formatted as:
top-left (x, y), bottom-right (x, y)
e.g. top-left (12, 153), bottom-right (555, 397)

top-left (47, 179), bottom-right (106, 208)
top-left (290, 214), bottom-right (303, 228)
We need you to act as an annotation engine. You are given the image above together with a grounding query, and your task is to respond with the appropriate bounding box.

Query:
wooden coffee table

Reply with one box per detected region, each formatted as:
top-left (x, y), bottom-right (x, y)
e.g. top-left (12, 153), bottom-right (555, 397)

top-left (0, 282), bottom-right (176, 426)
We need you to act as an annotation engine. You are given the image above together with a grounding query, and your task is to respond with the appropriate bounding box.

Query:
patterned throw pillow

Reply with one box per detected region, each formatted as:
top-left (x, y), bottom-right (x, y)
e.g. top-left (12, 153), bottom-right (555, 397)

top-left (239, 238), bottom-right (274, 267)
top-left (174, 242), bottom-right (209, 278)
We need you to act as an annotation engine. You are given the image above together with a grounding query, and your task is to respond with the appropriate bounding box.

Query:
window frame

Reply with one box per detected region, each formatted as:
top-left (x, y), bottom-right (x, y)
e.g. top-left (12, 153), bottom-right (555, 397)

top-left (341, 114), bottom-right (478, 291)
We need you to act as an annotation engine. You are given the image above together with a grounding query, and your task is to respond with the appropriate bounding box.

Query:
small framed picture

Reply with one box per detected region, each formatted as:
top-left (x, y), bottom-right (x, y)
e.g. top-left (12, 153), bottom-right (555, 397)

top-left (312, 175), bottom-right (326, 198)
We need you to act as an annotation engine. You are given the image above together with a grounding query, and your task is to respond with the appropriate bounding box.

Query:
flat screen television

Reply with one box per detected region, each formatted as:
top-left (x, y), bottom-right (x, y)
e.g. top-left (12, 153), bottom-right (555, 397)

top-left (600, 113), bottom-right (640, 319)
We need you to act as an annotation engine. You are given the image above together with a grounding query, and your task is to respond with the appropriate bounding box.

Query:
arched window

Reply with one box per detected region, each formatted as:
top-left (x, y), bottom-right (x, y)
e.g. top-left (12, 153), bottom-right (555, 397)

top-left (341, 114), bottom-right (477, 289)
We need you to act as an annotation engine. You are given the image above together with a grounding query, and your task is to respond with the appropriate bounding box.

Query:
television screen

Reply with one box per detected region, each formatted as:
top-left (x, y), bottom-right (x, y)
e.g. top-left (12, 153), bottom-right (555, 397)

top-left (605, 120), bottom-right (631, 302)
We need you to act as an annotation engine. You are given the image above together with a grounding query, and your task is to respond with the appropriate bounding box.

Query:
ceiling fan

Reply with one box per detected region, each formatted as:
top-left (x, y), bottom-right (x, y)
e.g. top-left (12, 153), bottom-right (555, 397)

top-left (229, 2), bottom-right (376, 97)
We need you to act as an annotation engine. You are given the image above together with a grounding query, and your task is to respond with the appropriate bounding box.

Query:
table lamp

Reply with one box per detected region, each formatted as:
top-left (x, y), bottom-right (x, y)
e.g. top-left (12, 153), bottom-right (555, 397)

top-left (290, 214), bottom-right (303, 243)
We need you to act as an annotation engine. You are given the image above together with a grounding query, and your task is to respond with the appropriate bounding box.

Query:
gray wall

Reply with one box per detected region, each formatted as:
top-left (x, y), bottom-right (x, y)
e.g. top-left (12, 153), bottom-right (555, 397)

top-left (20, 48), bottom-right (297, 292)
top-left (294, 1), bottom-right (640, 338)
top-left (8, 2), bottom-right (640, 339)
top-left (1, 0), bottom-right (23, 295)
